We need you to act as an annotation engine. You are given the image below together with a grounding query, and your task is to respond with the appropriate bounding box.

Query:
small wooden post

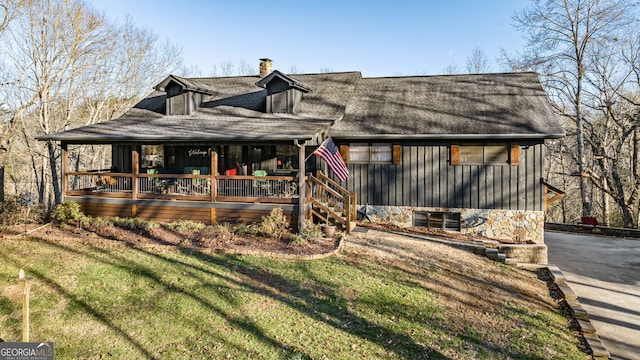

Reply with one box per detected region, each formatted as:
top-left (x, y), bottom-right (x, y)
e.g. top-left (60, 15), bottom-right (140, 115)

top-left (298, 141), bottom-right (306, 233)
top-left (18, 269), bottom-right (33, 342)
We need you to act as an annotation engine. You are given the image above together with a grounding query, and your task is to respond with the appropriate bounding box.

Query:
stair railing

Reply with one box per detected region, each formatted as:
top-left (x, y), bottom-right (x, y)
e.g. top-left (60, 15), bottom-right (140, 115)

top-left (306, 170), bottom-right (357, 234)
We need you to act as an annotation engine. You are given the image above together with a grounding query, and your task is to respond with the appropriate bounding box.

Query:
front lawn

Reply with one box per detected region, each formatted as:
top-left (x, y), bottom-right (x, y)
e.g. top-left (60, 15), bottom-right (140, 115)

top-left (0, 234), bottom-right (586, 359)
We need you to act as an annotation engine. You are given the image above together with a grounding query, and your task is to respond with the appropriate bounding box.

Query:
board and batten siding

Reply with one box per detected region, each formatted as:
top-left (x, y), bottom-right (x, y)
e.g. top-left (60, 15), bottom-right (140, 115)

top-left (335, 141), bottom-right (545, 212)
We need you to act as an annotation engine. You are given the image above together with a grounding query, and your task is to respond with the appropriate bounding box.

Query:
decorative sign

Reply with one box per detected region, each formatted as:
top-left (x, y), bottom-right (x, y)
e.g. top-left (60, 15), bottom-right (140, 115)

top-left (187, 148), bottom-right (210, 158)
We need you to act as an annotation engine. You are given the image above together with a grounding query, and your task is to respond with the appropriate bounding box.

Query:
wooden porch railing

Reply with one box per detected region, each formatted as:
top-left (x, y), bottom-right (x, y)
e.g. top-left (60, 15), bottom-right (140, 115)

top-left (64, 171), bottom-right (298, 203)
top-left (306, 170), bottom-right (357, 233)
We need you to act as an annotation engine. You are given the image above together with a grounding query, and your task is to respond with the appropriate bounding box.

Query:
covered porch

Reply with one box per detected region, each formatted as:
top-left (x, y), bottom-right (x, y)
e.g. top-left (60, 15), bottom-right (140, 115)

top-left (59, 142), bottom-right (356, 232)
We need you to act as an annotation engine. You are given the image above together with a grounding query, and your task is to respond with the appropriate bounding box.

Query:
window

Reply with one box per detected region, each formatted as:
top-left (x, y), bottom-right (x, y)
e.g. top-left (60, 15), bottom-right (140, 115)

top-left (270, 91), bottom-right (288, 113)
top-left (451, 143), bottom-right (518, 165)
top-left (276, 144), bottom-right (298, 170)
top-left (414, 211), bottom-right (461, 231)
top-left (169, 94), bottom-right (185, 115)
top-left (347, 143), bottom-right (393, 163)
top-left (141, 145), bottom-right (164, 169)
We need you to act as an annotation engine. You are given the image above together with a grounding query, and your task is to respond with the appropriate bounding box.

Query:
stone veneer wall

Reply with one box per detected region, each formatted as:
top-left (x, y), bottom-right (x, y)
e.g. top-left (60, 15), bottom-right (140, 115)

top-left (363, 205), bottom-right (545, 244)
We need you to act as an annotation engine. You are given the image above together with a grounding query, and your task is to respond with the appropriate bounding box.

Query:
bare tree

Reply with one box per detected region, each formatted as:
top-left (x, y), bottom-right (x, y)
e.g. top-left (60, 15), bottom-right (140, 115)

top-left (2, 0), bottom-right (181, 206)
top-left (442, 62), bottom-right (461, 75)
top-left (582, 32), bottom-right (640, 227)
top-left (0, 0), bottom-right (24, 35)
top-left (237, 60), bottom-right (256, 76)
top-left (509, 0), bottom-right (637, 220)
top-left (288, 65), bottom-right (303, 74)
top-left (219, 60), bottom-right (235, 76)
top-left (319, 66), bottom-right (334, 73)
top-left (466, 47), bottom-right (491, 73)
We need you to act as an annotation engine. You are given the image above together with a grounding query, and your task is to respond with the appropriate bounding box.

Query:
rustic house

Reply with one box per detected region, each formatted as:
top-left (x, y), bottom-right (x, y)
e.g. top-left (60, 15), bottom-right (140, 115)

top-left (38, 59), bottom-right (564, 243)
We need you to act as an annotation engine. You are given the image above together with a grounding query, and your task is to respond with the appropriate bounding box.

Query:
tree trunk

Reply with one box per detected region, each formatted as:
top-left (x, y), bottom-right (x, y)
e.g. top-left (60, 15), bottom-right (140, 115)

top-left (602, 184), bottom-right (609, 227)
top-left (0, 166), bottom-right (4, 202)
top-left (575, 76), bottom-right (592, 217)
top-left (47, 140), bottom-right (61, 205)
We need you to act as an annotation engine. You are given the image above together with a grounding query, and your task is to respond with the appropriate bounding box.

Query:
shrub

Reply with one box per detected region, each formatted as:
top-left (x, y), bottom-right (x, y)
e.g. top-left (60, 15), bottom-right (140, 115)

top-left (0, 196), bottom-right (22, 228)
top-left (90, 216), bottom-right (114, 230)
top-left (233, 223), bottom-right (252, 236)
top-left (110, 217), bottom-right (139, 230)
top-left (300, 220), bottom-right (323, 241)
top-left (51, 201), bottom-right (84, 225)
top-left (26, 204), bottom-right (47, 224)
top-left (138, 220), bottom-right (160, 230)
top-left (257, 208), bottom-right (290, 241)
top-left (288, 233), bottom-right (306, 247)
top-left (108, 217), bottom-right (160, 231)
top-left (197, 224), bottom-right (235, 247)
top-left (170, 220), bottom-right (206, 233)
top-left (212, 224), bottom-right (235, 243)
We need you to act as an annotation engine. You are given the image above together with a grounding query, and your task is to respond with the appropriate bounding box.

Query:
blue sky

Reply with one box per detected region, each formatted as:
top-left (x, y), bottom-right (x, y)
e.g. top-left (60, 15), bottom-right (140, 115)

top-left (89, 1), bottom-right (531, 77)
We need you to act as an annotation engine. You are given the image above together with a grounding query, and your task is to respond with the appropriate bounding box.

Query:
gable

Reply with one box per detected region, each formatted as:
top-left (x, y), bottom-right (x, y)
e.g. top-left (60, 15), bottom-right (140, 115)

top-left (255, 70), bottom-right (311, 114)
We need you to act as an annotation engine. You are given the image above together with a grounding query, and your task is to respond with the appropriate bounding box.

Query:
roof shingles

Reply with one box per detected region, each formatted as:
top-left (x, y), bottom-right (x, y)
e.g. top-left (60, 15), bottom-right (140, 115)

top-left (39, 71), bottom-right (563, 143)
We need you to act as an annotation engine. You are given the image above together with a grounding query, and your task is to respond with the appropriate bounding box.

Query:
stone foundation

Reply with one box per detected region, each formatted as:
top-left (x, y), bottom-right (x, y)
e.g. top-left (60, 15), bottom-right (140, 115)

top-left (361, 205), bottom-right (545, 244)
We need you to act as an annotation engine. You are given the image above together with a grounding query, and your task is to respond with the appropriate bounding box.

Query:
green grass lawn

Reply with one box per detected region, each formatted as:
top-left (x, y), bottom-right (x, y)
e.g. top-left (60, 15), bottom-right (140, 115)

top-left (0, 237), bottom-right (586, 359)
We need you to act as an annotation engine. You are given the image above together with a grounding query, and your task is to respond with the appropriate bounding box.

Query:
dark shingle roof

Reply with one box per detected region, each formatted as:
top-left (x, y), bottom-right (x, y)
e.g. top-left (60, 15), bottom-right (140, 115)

top-left (155, 75), bottom-right (215, 95)
top-left (331, 72), bottom-right (564, 139)
top-left (38, 71), bottom-right (563, 143)
top-left (255, 70), bottom-right (312, 92)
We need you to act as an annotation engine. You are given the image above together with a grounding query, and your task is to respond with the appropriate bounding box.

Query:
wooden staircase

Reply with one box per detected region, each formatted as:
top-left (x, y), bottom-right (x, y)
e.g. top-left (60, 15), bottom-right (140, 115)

top-left (306, 171), bottom-right (357, 234)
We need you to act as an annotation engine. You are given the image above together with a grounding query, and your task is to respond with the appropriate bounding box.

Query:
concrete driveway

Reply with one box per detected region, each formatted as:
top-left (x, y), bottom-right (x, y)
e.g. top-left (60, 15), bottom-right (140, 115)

top-left (545, 231), bottom-right (640, 360)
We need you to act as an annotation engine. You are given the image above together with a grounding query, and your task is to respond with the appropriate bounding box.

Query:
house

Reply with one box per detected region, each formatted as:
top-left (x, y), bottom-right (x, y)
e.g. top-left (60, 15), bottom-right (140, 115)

top-left (38, 59), bottom-right (564, 243)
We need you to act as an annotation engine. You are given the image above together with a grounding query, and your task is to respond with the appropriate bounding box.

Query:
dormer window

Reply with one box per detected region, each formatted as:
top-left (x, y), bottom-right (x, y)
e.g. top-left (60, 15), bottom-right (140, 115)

top-left (166, 82), bottom-right (187, 115)
top-left (155, 75), bottom-right (215, 116)
top-left (255, 70), bottom-right (311, 114)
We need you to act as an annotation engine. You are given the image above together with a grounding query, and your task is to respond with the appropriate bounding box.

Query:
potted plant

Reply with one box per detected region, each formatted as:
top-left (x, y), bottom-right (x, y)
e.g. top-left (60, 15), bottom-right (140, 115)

top-left (324, 223), bottom-right (336, 238)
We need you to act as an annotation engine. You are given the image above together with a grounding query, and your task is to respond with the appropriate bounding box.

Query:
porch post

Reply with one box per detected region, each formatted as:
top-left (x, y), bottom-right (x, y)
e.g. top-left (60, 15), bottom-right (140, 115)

top-left (298, 140), bottom-right (306, 233)
top-left (61, 143), bottom-right (68, 202)
top-left (210, 149), bottom-right (218, 203)
top-left (132, 145), bottom-right (139, 200)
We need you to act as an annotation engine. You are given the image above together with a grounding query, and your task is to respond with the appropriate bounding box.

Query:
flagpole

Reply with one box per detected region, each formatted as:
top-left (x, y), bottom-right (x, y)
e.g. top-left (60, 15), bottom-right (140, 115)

top-left (304, 137), bottom-right (328, 162)
top-left (304, 152), bottom-right (315, 162)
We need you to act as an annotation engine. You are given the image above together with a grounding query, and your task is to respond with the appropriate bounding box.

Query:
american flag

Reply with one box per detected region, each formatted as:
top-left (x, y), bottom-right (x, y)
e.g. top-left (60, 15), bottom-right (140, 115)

top-left (313, 138), bottom-right (349, 182)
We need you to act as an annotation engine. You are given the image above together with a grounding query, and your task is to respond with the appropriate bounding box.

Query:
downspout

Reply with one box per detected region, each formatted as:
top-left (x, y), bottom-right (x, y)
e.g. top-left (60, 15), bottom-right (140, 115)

top-left (294, 139), bottom-right (306, 233)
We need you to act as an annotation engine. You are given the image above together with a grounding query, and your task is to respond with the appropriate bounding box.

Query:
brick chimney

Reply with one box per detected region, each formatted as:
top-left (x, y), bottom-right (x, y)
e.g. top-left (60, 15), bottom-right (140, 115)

top-left (259, 58), bottom-right (272, 78)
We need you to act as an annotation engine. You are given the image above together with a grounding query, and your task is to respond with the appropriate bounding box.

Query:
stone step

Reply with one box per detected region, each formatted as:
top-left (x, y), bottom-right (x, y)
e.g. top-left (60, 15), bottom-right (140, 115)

top-left (504, 258), bottom-right (518, 265)
top-left (547, 265), bottom-right (566, 284)
top-left (557, 282), bottom-right (577, 301)
top-left (577, 319), bottom-right (596, 334)
top-left (485, 248), bottom-right (499, 260)
top-left (583, 333), bottom-right (610, 359)
top-left (565, 298), bottom-right (588, 319)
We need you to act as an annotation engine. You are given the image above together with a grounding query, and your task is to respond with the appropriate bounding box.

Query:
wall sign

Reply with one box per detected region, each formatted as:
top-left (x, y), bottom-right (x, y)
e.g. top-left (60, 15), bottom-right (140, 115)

top-left (188, 148), bottom-right (210, 157)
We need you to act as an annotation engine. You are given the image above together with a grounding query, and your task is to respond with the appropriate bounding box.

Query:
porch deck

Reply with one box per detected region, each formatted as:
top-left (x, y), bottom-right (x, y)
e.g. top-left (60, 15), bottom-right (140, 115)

top-left (64, 170), bottom-right (356, 233)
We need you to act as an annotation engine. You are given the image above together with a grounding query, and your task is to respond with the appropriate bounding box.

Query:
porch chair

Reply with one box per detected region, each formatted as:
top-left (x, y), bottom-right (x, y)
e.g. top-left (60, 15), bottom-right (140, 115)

top-left (252, 170), bottom-right (271, 196)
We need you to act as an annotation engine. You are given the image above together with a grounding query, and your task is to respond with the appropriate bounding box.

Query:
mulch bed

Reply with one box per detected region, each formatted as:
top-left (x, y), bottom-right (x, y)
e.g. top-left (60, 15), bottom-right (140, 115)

top-left (1, 222), bottom-right (338, 256)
